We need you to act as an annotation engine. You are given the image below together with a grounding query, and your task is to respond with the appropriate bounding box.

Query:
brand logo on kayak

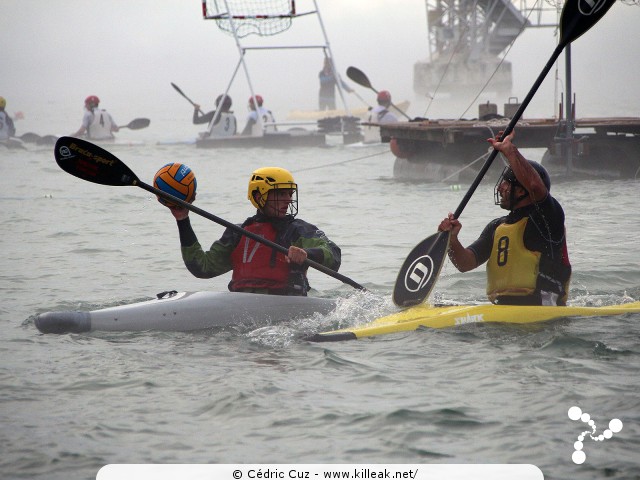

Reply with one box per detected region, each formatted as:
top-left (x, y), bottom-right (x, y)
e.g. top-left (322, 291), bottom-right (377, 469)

top-left (568, 406), bottom-right (623, 465)
top-left (404, 255), bottom-right (433, 292)
top-left (454, 313), bottom-right (484, 325)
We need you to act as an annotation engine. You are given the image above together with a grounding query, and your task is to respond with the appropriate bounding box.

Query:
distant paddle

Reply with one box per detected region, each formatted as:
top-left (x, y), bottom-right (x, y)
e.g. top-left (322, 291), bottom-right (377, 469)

top-left (53, 136), bottom-right (367, 292)
top-left (392, 0), bottom-right (617, 307)
top-left (18, 132), bottom-right (43, 143)
top-left (15, 118), bottom-right (147, 145)
top-left (17, 133), bottom-right (57, 145)
top-left (171, 82), bottom-right (204, 114)
top-left (119, 118), bottom-right (150, 130)
top-left (346, 67), bottom-right (412, 121)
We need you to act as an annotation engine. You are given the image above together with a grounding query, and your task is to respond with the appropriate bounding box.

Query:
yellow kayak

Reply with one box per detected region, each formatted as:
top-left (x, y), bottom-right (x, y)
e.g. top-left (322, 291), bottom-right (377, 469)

top-left (307, 301), bottom-right (640, 342)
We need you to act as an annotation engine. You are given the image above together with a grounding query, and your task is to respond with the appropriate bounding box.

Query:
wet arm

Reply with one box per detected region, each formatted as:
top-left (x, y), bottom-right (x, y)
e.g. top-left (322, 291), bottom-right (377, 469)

top-left (176, 217), bottom-right (233, 278)
top-left (294, 231), bottom-right (341, 271)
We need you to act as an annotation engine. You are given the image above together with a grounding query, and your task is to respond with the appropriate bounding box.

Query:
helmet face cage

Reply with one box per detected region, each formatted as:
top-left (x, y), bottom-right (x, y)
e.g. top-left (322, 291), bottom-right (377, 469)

top-left (248, 168), bottom-right (298, 217)
top-left (494, 161), bottom-right (551, 207)
top-left (494, 166), bottom-right (519, 206)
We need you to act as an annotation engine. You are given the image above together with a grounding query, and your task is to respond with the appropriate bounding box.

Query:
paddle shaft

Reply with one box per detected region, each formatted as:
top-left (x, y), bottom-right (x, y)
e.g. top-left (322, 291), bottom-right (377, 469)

top-left (452, 42), bottom-right (565, 220)
top-left (171, 83), bottom-right (204, 114)
top-left (54, 136), bottom-right (367, 292)
top-left (134, 181), bottom-right (367, 292)
top-left (351, 90), bottom-right (371, 108)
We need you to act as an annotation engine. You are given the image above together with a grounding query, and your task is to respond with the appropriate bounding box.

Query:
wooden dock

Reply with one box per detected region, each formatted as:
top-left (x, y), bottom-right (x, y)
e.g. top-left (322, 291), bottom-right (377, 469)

top-left (378, 116), bottom-right (640, 182)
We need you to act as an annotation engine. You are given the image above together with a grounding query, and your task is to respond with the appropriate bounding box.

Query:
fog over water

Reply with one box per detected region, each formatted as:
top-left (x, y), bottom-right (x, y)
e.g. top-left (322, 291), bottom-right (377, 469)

top-left (2, 0), bottom-right (639, 137)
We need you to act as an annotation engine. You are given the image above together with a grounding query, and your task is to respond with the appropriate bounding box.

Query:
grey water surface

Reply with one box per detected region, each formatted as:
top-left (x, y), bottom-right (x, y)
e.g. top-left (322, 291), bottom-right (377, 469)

top-left (1, 137), bottom-right (639, 480)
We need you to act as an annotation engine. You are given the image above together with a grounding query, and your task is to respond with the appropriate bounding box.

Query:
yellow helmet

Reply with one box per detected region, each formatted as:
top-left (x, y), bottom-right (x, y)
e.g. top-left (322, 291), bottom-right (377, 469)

top-left (0, 97), bottom-right (6, 108)
top-left (248, 167), bottom-right (298, 216)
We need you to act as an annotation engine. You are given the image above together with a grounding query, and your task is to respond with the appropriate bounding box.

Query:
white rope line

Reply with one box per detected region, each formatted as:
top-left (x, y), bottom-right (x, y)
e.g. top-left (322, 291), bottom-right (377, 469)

top-left (293, 148), bottom-right (389, 173)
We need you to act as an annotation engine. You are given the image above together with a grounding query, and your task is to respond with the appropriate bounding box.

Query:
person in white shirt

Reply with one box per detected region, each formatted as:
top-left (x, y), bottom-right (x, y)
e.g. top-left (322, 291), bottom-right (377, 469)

top-left (193, 94), bottom-right (237, 138)
top-left (368, 90), bottom-right (398, 124)
top-left (241, 95), bottom-right (277, 136)
top-left (73, 95), bottom-right (119, 140)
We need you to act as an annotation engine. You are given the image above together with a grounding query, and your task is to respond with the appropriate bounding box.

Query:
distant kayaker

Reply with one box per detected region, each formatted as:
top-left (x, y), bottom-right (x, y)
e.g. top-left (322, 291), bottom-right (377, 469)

top-left (166, 167), bottom-right (342, 296)
top-left (438, 130), bottom-right (571, 306)
top-left (367, 90), bottom-right (399, 124)
top-left (193, 94), bottom-right (237, 138)
top-left (241, 95), bottom-right (277, 136)
top-left (0, 96), bottom-right (16, 141)
top-left (318, 57), bottom-right (352, 111)
top-left (72, 96), bottom-right (119, 140)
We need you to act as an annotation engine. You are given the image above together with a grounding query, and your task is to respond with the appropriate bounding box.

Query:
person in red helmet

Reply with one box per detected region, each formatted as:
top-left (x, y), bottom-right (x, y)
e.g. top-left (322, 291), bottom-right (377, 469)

top-left (438, 130), bottom-right (571, 306)
top-left (362, 90), bottom-right (399, 144)
top-left (241, 94), bottom-right (277, 136)
top-left (72, 95), bottom-right (119, 140)
top-left (368, 90), bottom-right (398, 124)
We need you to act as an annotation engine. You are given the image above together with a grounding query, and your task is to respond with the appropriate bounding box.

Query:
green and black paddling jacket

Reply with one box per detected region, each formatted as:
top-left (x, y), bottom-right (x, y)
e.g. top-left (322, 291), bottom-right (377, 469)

top-left (177, 212), bottom-right (341, 296)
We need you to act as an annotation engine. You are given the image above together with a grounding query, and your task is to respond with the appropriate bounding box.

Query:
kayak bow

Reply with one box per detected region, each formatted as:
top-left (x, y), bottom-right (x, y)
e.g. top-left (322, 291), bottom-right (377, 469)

top-left (306, 301), bottom-right (640, 342)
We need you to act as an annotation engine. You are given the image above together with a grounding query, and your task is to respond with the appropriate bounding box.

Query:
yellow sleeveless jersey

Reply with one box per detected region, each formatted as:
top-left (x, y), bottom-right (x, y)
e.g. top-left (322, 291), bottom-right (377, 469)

top-left (486, 218), bottom-right (540, 301)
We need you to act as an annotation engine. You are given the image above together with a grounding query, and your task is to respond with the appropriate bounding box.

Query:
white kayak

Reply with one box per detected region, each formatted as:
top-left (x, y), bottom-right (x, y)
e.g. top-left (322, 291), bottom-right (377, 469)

top-left (35, 291), bottom-right (336, 334)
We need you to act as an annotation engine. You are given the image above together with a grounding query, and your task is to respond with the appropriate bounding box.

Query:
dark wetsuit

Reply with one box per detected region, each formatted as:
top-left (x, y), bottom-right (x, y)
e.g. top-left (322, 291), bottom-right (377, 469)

top-left (468, 193), bottom-right (571, 305)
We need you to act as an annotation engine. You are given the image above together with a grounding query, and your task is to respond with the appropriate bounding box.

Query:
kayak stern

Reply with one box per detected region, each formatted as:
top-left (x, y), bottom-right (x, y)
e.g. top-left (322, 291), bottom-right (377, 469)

top-left (35, 311), bottom-right (91, 334)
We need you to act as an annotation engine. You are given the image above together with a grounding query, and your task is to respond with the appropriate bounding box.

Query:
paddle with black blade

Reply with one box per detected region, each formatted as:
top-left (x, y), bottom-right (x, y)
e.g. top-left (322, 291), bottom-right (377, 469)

top-left (53, 136), bottom-right (367, 292)
top-left (346, 66), bottom-right (412, 121)
top-left (16, 119), bottom-right (148, 145)
top-left (392, 0), bottom-right (616, 308)
top-left (171, 82), bottom-right (205, 114)
top-left (118, 118), bottom-right (151, 130)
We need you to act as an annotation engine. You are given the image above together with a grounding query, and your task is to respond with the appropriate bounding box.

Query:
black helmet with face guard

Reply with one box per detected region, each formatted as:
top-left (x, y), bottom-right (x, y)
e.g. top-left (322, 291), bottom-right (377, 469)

top-left (494, 160), bottom-right (550, 208)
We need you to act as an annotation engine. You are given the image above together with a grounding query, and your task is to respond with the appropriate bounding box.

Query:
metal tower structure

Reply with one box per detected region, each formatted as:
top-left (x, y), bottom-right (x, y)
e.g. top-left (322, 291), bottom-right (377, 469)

top-left (414, 0), bottom-right (560, 97)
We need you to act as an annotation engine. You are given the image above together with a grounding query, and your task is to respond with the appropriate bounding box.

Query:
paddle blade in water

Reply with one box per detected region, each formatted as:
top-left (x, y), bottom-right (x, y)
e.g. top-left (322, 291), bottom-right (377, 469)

top-left (559, 0), bottom-right (616, 46)
top-left (125, 118), bottom-right (150, 130)
top-left (393, 231), bottom-right (450, 307)
top-left (54, 136), bottom-right (139, 187)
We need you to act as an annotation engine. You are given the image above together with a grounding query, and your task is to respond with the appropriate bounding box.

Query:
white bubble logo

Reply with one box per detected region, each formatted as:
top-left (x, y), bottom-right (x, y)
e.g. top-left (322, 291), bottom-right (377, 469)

top-left (568, 406), bottom-right (623, 464)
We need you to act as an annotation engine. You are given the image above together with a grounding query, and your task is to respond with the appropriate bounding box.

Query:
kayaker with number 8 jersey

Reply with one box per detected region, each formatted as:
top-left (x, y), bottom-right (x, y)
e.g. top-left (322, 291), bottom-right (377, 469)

top-left (166, 167), bottom-right (342, 296)
top-left (438, 130), bottom-right (571, 306)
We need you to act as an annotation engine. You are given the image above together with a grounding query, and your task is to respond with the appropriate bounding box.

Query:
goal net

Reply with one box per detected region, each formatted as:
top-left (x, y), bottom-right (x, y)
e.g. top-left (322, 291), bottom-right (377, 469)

top-left (202, 0), bottom-right (297, 37)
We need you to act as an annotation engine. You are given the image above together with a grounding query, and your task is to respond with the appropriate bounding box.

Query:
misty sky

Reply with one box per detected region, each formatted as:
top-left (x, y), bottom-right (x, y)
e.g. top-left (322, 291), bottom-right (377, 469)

top-left (2, 0), bottom-right (639, 135)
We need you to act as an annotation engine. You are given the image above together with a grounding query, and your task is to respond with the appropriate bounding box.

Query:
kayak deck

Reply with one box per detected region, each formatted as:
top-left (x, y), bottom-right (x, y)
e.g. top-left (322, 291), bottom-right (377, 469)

top-left (306, 301), bottom-right (640, 342)
top-left (35, 291), bottom-right (337, 334)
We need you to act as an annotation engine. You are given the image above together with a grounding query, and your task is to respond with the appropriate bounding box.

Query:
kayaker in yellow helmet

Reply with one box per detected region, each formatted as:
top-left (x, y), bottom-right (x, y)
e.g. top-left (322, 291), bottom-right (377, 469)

top-left (438, 130), bottom-right (571, 306)
top-left (0, 96), bottom-right (16, 141)
top-left (166, 167), bottom-right (341, 296)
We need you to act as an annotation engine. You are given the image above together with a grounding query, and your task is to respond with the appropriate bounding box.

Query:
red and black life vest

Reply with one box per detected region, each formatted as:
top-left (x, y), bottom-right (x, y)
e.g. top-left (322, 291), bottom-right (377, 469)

top-left (229, 221), bottom-right (292, 293)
